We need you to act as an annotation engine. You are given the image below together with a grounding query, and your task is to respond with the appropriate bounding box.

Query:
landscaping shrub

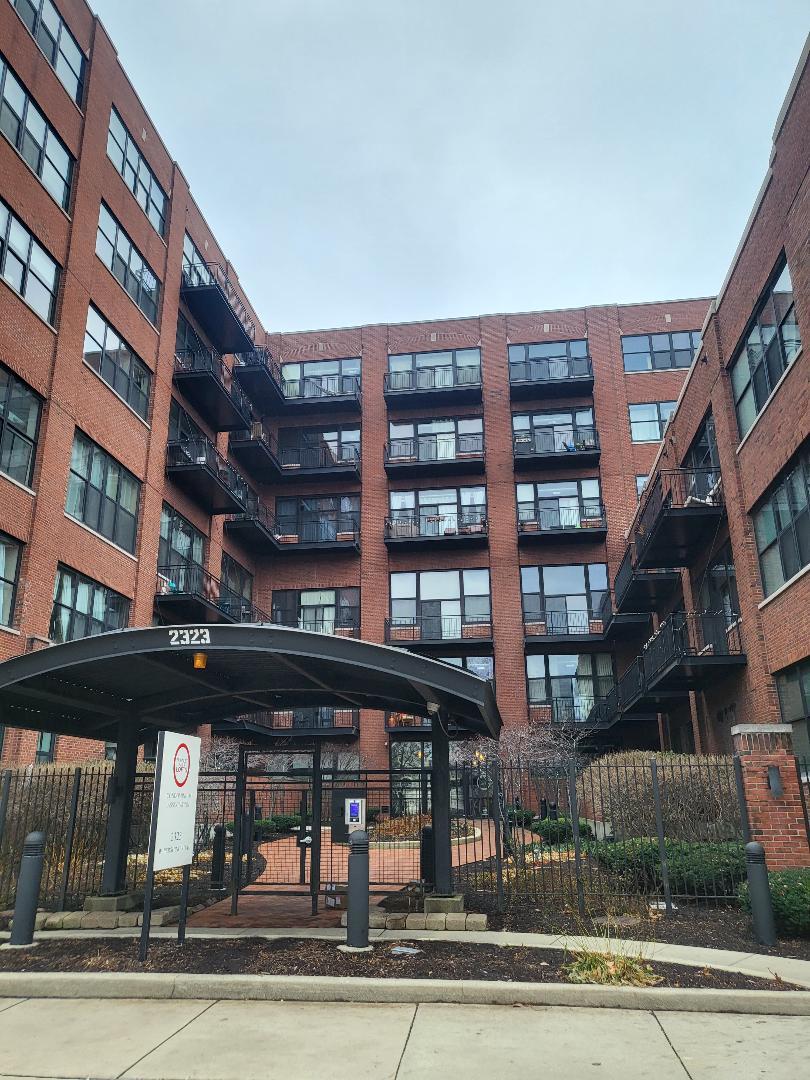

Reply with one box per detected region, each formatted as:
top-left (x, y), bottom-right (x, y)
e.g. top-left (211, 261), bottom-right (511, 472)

top-left (588, 838), bottom-right (746, 897)
top-left (254, 814), bottom-right (302, 836)
top-left (739, 867), bottom-right (810, 938)
top-left (506, 807), bottom-right (534, 827)
top-left (531, 815), bottom-right (592, 845)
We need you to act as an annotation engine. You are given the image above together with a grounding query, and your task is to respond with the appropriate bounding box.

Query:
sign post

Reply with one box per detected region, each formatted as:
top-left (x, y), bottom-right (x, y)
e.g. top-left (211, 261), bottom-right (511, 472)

top-left (138, 730), bottom-right (201, 963)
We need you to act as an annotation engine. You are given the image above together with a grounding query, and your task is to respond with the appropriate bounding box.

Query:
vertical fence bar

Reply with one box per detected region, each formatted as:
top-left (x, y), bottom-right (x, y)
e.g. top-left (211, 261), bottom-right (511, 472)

top-left (793, 757), bottom-right (810, 851)
top-left (567, 761), bottom-right (585, 918)
top-left (490, 761), bottom-right (505, 914)
top-left (733, 755), bottom-right (751, 844)
top-left (57, 768), bottom-right (82, 912)
top-left (0, 770), bottom-right (12, 847)
top-left (649, 760), bottom-right (673, 914)
top-left (230, 750), bottom-right (247, 915)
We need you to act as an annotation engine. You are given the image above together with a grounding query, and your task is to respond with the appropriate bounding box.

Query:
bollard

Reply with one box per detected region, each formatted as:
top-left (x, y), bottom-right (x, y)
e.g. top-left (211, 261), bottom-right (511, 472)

top-left (420, 824), bottom-right (434, 889)
top-left (344, 829), bottom-right (372, 952)
top-left (745, 841), bottom-right (776, 947)
top-left (10, 831), bottom-right (45, 947)
top-left (210, 824), bottom-right (226, 890)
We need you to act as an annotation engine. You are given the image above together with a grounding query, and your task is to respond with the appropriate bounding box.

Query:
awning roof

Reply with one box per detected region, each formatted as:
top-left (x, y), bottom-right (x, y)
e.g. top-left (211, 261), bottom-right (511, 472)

top-left (0, 624), bottom-right (501, 742)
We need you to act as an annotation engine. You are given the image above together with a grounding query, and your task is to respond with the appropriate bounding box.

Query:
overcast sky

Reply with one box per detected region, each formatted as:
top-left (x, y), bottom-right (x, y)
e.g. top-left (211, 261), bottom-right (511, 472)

top-left (93, 1), bottom-right (808, 333)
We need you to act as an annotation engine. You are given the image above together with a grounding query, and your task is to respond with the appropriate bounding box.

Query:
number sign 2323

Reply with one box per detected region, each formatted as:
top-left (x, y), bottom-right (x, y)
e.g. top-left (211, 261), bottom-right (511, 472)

top-left (168, 628), bottom-right (211, 646)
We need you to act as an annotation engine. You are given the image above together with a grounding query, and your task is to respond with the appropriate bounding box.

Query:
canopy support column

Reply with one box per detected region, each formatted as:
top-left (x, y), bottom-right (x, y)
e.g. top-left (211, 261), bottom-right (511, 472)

top-left (431, 713), bottom-right (453, 896)
top-left (100, 712), bottom-right (139, 896)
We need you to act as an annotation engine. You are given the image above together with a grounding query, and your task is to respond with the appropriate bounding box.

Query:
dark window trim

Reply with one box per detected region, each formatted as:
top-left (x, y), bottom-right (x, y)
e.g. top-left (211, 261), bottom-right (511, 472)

top-left (628, 400), bottom-right (676, 442)
top-left (95, 202), bottom-right (161, 325)
top-left (49, 562), bottom-right (131, 644)
top-left (524, 651), bottom-right (615, 705)
top-left (0, 196), bottom-right (61, 325)
top-left (389, 566), bottom-right (492, 626)
top-left (0, 359), bottom-right (43, 489)
top-left (106, 106), bottom-right (168, 238)
top-left (520, 562), bottom-right (608, 621)
top-left (7, 0), bottom-right (87, 107)
top-left (621, 330), bottom-right (700, 372)
top-left (83, 304), bottom-right (152, 422)
top-left (66, 430), bottom-right (141, 554)
top-left (159, 501), bottom-right (206, 571)
top-left (0, 529), bottom-right (22, 628)
top-left (753, 446), bottom-right (810, 599)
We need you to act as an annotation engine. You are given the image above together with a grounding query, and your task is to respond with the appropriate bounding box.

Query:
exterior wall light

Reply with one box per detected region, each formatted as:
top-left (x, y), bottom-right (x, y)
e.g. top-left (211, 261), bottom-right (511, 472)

top-left (193, 652), bottom-right (208, 670)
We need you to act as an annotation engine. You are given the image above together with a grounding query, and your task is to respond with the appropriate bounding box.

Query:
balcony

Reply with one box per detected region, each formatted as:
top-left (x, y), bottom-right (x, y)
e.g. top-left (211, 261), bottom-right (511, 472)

top-left (155, 566), bottom-right (268, 625)
top-left (613, 543), bottom-right (680, 613)
top-left (233, 348), bottom-right (286, 413)
top-left (223, 499), bottom-right (280, 553)
top-left (384, 510), bottom-right (488, 550)
top-left (180, 261), bottom-right (255, 354)
top-left (222, 707), bottom-right (360, 739)
top-left (384, 433), bottom-right (485, 477)
top-left (634, 469), bottom-right (725, 569)
top-left (384, 365), bottom-right (482, 407)
top-left (517, 503), bottom-right (607, 543)
top-left (509, 356), bottom-right (594, 401)
top-left (528, 696), bottom-right (603, 726)
top-left (225, 505), bottom-right (361, 555)
top-left (165, 439), bottom-right (250, 514)
top-left (277, 443), bottom-right (361, 482)
top-left (173, 351), bottom-right (252, 431)
top-left (228, 424), bottom-right (281, 479)
top-left (513, 426), bottom-right (600, 468)
top-left (598, 589), bottom-right (652, 641)
top-left (272, 614), bottom-right (360, 639)
top-left (642, 612), bottom-right (746, 694)
top-left (282, 373), bottom-right (362, 414)
top-left (385, 616), bottom-right (493, 651)
top-left (523, 608), bottom-right (606, 645)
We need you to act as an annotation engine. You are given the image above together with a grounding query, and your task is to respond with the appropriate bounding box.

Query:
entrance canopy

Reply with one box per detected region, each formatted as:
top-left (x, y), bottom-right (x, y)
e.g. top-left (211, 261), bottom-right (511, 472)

top-left (0, 624), bottom-right (501, 742)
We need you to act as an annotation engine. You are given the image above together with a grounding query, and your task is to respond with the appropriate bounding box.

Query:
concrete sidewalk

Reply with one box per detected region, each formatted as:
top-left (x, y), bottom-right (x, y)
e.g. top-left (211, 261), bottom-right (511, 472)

top-left (0, 996), bottom-right (806, 1079)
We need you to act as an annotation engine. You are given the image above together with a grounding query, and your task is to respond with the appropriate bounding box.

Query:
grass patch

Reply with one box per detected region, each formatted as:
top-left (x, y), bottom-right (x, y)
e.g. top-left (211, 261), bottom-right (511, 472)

top-left (563, 947), bottom-right (662, 987)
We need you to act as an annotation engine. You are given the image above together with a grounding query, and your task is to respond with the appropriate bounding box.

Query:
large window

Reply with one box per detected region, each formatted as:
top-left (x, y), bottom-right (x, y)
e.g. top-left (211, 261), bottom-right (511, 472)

top-left (389, 485), bottom-right (486, 536)
top-left (9, 0), bottom-right (86, 104)
top-left (753, 447), bottom-right (810, 598)
top-left (388, 416), bottom-right (482, 461)
top-left (83, 306), bottom-right (152, 419)
top-left (0, 361), bottom-right (41, 487)
top-left (390, 568), bottom-right (491, 639)
top-left (526, 653), bottom-right (614, 722)
top-left (106, 108), bottom-right (168, 236)
top-left (387, 348), bottom-right (480, 391)
top-left (50, 564), bottom-right (129, 643)
top-left (516, 478), bottom-right (604, 531)
top-left (699, 541), bottom-right (739, 617)
top-left (158, 503), bottom-right (205, 570)
top-left (0, 531), bottom-right (21, 627)
top-left (65, 431), bottom-right (141, 553)
top-left (95, 203), bottom-right (160, 323)
top-left (281, 357), bottom-right (361, 399)
top-left (168, 398), bottom-right (204, 443)
top-left (730, 261), bottom-right (802, 438)
top-left (0, 198), bottom-right (60, 323)
top-left (521, 563), bottom-right (607, 634)
top-left (220, 552), bottom-right (253, 618)
top-left (513, 408), bottom-right (596, 454)
top-left (272, 587), bottom-right (360, 634)
top-left (278, 424), bottom-right (360, 466)
top-left (275, 494), bottom-right (360, 541)
top-left (621, 331), bottom-right (700, 372)
top-left (0, 53), bottom-right (73, 209)
top-left (508, 339), bottom-right (589, 381)
top-left (35, 731), bottom-right (55, 763)
top-left (628, 401), bottom-right (676, 442)
top-left (776, 657), bottom-right (810, 759)
top-left (175, 310), bottom-right (209, 358)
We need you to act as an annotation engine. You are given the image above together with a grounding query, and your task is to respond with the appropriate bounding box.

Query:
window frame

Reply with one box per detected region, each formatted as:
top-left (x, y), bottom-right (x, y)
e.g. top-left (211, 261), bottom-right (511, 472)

top-left (0, 197), bottom-right (61, 324)
top-left (0, 529), bottom-right (22, 628)
top-left (387, 347), bottom-right (481, 390)
top-left (520, 562), bottom-right (608, 628)
top-left (525, 652), bottom-right (615, 708)
top-left (753, 448), bottom-right (810, 599)
top-left (65, 430), bottom-right (141, 554)
top-left (0, 360), bottom-right (42, 488)
top-left (516, 478), bottom-right (603, 529)
top-left (106, 107), bottom-right (168, 237)
top-left (8, 0), bottom-right (87, 106)
top-left (49, 563), bottom-right (130, 644)
top-left (628, 401), bottom-right (676, 442)
top-left (83, 304), bottom-right (152, 420)
top-left (280, 356), bottom-right (362, 398)
top-left (389, 567), bottom-right (492, 630)
top-left (95, 202), bottom-right (160, 324)
top-left (621, 330), bottom-right (700, 372)
top-left (272, 587), bottom-right (360, 632)
top-left (159, 502), bottom-right (206, 570)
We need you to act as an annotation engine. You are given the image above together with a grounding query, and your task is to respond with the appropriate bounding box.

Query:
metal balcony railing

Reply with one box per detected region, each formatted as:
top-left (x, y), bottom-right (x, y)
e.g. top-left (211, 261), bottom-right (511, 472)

top-left (278, 443), bottom-right (361, 470)
top-left (234, 346), bottom-right (282, 384)
top-left (528, 696), bottom-right (603, 725)
top-left (636, 468), bottom-right (724, 546)
top-left (517, 501), bottom-right (606, 534)
top-left (384, 364), bottom-right (482, 393)
top-left (384, 432), bottom-right (485, 465)
top-left (617, 656), bottom-right (646, 709)
top-left (273, 512), bottom-right (360, 545)
top-left (180, 261), bottom-right (256, 343)
top-left (155, 565), bottom-right (268, 623)
top-left (509, 355), bottom-right (593, 387)
top-left (513, 425), bottom-right (599, 458)
top-left (235, 708), bottom-right (359, 732)
top-left (642, 611), bottom-right (744, 684)
top-left (385, 616), bottom-right (492, 644)
top-left (523, 608), bottom-right (605, 637)
top-left (165, 438), bottom-right (250, 507)
top-left (385, 509), bottom-right (488, 540)
top-left (281, 374), bottom-right (361, 402)
top-left (229, 422), bottom-right (278, 454)
top-left (271, 612), bottom-right (361, 638)
top-left (174, 349), bottom-right (252, 418)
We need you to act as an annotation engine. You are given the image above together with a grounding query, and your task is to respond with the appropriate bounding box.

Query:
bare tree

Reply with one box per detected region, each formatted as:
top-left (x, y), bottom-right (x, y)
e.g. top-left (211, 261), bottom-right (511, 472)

top-left (451, 720), bottom-right (590, 769)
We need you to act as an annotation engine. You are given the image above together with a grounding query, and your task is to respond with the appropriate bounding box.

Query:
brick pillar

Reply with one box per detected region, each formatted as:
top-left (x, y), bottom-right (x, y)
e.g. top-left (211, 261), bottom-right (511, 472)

top-left (733, 724), bottom-right (810, 869)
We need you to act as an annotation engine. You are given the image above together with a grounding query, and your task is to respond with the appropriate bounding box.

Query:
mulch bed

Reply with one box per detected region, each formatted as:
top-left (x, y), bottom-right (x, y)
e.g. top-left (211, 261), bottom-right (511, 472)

top-left (0, 937), bottom-right (801, 990)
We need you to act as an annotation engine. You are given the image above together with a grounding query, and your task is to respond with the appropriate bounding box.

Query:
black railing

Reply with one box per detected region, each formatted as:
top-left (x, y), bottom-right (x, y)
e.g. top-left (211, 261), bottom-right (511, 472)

top-left (385, 616), bottom-right (492, 643)
top-left (281, 374), bottom-right (361, 401)
top-left (166, 438), bottom-right (250, 507)
top-left (636, 468), bottom-right (724, 548)
top-left (229, 423), bottom-right (278, 456)
top-left (278, 443), bottom-right (361, 470)
top-left (234, 346), bottom-right (282, 384)
top-left (174, 349), bottom-right (252, 418)
top-left (509, 355), bottom-right (593, 386)
top-left (180, 261), bottom-right (256, 342)
top-left (385, 509), bottom-right (488, 540)
top-left (513, 426), bottom-right (599, 458)
top-left (155, 565), bottom-right (268, 623)
top-left (384, 365), bottom-right (482, 393)
top-left (273, 512), bottom-right (360, 545)
top-left (617, 656), bottom-right (646, 708)
top-left (523, 608), bottom-right (605, 637)
top-left (384, 432), bottom-right (484, 464)
top-left (643, 611), bottom-right (744, 683)
top-left (614, 545), bottom-right (636, 607)
top-left (237, 708), bottom-right (359, 732)
top-left (272, 612), bottom-right (360, 638)
top-left (517, 501), bottom-right (606, 534)
top-left (528, 695), bottom-right (603, 725)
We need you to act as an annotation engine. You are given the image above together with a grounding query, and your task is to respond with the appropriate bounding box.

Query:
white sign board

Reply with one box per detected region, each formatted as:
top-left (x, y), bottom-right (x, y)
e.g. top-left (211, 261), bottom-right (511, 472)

top-left (151, 731), bottom-right (201, 872)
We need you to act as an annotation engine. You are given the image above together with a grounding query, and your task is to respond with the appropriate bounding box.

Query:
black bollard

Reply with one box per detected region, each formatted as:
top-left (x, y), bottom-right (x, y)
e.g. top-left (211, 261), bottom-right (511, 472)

top-left (345, 829), bottom-right (371, 952)
top-left (10, 831), bottom-right (45, 947)
top-left (210, 824), bottom-right (226, 890)
top-left (420, 825), bottom-right (434, 889)
top-left (745, 841), bottom-right (776, 947)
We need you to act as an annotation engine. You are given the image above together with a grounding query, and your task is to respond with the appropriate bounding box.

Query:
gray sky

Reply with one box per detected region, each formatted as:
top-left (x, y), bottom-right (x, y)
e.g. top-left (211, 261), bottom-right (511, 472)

top-left (93, 1), bottom-right (809, 333)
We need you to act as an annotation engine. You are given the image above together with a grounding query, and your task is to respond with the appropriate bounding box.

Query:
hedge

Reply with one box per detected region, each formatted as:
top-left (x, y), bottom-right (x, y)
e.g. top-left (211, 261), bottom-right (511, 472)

top-left (587, 838), bottom-right (746, 897)
top-left (739, 867), bottom-right (810, 938)
top-left (531, 816), bottom-right (593, 845)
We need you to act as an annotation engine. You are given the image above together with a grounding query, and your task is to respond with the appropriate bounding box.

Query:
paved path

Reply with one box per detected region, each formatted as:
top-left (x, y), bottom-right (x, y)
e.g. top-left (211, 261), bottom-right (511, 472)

top-left (0, 996), bottom-right (805, 1078)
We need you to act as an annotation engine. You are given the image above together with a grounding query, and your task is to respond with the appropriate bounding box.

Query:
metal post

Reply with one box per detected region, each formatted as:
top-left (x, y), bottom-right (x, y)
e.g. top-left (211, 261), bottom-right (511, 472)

top-left (10, 831), bottom-right (45, 947)
top-left (177, 863), bottom-right (191, 945)
top-left (0, 770), bottom-right (12, 848)
top-left (344, 829), bottom-right (371, 951)
top-left (310, 742), bottom-right (322, 915)
top-left (567, 761), bottom-right (586, 918)
top-left (491, 761), bottom-right (506, 914)
top-left (299, 790), bottom-right (308, 885)
top-left (210, 824), bottom-right (226, 890)
top-left (745, 841), bottom-right (776, 946)
top-left (650, 760), bottom-right (673, 914)
top-left (57, 768), bottom-right (82, 912)
top-left (420, 825), bottom-right (434, 889)
top-left (431, 715), bottom-right (453, 896)
top-left (230, 748), bottom-right (247, 916)
top-left (733, 755), bottom-right (752, 844)
top-left (100, 715), bottom-right (140, 895)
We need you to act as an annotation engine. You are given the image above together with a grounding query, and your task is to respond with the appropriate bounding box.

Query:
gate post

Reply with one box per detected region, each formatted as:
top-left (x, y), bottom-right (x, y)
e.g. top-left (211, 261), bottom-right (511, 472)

top-left (100, 714), bottom-right (139, 896)
top-left (310, 742), bottom-right (322, 915)
top-left (430, 713), bottom-right (453, 896)
top-left (230, 748), bottom-right (247, 915)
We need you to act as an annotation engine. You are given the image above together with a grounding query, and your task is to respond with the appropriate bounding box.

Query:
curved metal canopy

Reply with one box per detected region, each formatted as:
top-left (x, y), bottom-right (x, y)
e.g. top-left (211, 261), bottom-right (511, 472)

top-left (0, 624), bottom-right (501, 742)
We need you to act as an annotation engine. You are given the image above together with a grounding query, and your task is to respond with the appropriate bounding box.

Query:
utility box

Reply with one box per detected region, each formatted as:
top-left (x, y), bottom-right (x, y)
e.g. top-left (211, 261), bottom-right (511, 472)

top-left (331, 788), bottom-right (367, 844)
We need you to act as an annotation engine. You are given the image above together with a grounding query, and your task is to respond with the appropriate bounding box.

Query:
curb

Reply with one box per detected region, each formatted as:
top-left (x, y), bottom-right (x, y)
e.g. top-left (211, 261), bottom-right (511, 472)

top-left (0, 972), bottom-right (809, 1013)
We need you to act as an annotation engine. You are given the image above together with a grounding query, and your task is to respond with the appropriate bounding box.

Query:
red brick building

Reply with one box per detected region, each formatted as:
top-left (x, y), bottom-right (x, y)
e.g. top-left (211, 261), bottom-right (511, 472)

top-left (0, 2), bottom-right (807, 789)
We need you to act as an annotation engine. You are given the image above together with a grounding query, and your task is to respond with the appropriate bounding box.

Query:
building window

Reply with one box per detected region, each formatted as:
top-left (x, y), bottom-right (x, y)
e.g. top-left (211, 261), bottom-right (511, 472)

top-left (168, 398), bottom-right (204, 443)
top-left (776, 657), bottom-right (810, 760)
top-left (279, 424), bottom-right (361, 466)
top-left (387, 348), bottom-right (480, 392)
top-left (275, 494), bottom-right (360, 540)
top-left (516, 478), bottom-right (604, 531)
top-left (0, 52), bottom-right (74, 209)
top-left (699, 541), bottom-right (739, 617)
top-left (636, 474), bottom-right (648, 499)
top-left (390, 568), bottom-right (491, 638)
top-left (83, 306), bottom-right (152, 419)
top-left (104, 741), bottom-right (116, 761)
top-left (106, 108), bottom-right (168, 236)
top-left (50, 564), bottom-right (130, 643)
top-left (175, 310), bottom-right (210, 358)
top-left (621, 331), bottom-right (701, 372)
top-left (526, 653), bottom-right (614, 722)
top-left (753, 447), bottom-right (810, 598)
top-left (388, 416), bottom-right (482, 462)
top-left (272, 588), bottom-right (360, 634)
top-left (9, 0), bottom-right (86, 104)
top-left (0, 531), bottom-right (21, 627)
top-left (628, 401), bottom-right (676, 442)
top-left (95, 203), bottom-right (160, 323)
top-left (158, 503), bottom-right (205, 570)
top-left (181, 232), bottom-right (212, 285)
top-left (0, 197), bottom-right (60, 323)
top-left (35, 731), bottom-right (56, 763)
top-left (281, 357), bottom-right (361, 399)
top-left (0, 361), bottom-right (42, 487)
top-left (508, 339), bottom-right (589, 381)
top-left (521, 563), bottom-right (607, 634)
top-left (389, 485), bottom-right (486, 536)
top-left (513, 408), bottom-right (596, 454)
top-left (730, 260), bottom-right (802, 438)
top-left (221, 552), bottom-right (252, 604)
top-left (65, 430), bottom-right (141, 553)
